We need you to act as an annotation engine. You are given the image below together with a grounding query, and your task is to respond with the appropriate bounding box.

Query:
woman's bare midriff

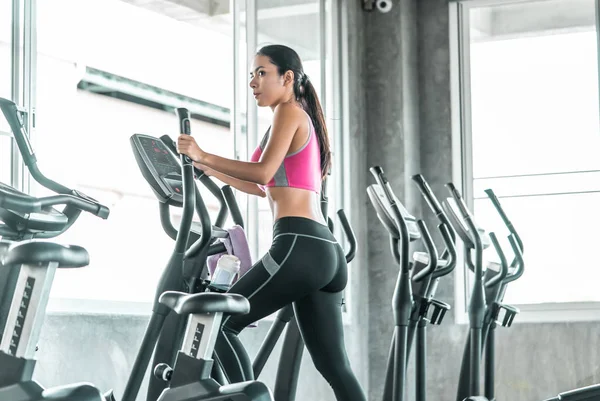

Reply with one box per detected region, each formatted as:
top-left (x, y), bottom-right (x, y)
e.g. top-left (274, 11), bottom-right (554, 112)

top-left (265, 186), bottom-right (328, 226)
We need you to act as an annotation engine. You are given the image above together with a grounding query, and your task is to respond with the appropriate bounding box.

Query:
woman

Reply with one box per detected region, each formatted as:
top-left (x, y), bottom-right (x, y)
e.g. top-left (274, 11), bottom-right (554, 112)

top-left (177, 44), bottom-right (366, 401)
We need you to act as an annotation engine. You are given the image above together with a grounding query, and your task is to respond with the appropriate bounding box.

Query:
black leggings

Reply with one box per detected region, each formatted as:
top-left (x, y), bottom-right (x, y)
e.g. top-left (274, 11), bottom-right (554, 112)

top-left (214, 216), bottom-right (366, 401)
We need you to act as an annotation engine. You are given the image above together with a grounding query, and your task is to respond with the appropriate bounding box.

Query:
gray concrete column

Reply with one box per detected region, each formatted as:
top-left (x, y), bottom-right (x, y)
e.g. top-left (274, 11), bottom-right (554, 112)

top-left (361, 1), bottom-right (421, 399)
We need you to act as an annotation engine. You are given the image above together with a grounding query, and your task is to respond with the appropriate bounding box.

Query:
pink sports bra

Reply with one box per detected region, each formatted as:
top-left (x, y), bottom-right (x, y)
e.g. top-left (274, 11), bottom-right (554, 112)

top-left (250, 113), bottom-right (322, 193)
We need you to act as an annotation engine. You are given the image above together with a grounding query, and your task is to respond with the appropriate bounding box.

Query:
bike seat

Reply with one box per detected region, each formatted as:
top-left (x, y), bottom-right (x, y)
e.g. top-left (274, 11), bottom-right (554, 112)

top-left (159, 291), bottom-right (250, 316)
top-left (41, 382), bottom-right (104, 401)
top-left (1, 241), bottom-right (89, 268)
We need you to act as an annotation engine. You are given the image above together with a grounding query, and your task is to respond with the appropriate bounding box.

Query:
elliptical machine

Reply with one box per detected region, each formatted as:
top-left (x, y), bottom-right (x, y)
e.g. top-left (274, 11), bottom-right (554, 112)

top-left (442, 184), bottom-right (524, 401)
top-left (124, 125), bottom-right (356, 400)
top-left (103, 108), bottom-right (273, 401)
top-left (366, 166), bottom-right (457, 401)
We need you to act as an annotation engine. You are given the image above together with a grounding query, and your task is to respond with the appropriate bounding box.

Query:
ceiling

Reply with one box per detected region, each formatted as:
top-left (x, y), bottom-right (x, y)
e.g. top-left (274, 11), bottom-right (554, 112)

top-left (118, 0), bottom-right (321, 60)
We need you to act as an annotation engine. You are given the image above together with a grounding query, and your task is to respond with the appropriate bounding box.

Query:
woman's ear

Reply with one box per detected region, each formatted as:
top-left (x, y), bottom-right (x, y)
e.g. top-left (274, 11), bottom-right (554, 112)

top-left (283, 70), bottom-right (295, 86)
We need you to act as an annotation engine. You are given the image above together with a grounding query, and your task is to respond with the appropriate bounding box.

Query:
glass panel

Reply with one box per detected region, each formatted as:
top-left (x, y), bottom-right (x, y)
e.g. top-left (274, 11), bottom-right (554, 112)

top-left (473, 191), bottom-right (600, 305)
top-left (0, 0), bottom-right (13, 134)
top-left (0, 0), bottom-right (11, 100)
top-left (0, 135), bottom-right (11, 184)
top-left (35, 0), bottom-right (233, 305)
top-left (469, 0), bottom-right (599, 179)
top-left (255, 0), bottom-right (323, 256)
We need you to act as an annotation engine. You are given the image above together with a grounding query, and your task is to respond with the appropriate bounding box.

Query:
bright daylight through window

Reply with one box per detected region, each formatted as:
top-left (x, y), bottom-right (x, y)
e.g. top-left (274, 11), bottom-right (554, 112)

top-left (464, 0), bottom-right (600, 306)
top-left (255, 0), bottom-right (331, 256)
top-left (31, 0), bottom-right (235, 307)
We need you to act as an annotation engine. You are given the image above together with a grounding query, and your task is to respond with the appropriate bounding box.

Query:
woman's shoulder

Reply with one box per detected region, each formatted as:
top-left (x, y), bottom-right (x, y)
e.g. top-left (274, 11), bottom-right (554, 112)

top-left (273, 102), bottom-right (307, 122)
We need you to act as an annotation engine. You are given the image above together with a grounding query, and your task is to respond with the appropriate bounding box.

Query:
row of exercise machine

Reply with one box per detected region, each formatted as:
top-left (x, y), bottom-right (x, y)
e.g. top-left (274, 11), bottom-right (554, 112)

top-left (0, 101), bottom-right (597, 401)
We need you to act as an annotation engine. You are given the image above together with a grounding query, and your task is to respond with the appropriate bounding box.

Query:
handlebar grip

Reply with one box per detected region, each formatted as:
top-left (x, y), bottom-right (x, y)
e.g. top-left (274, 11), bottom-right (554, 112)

top-left (0, 192), bottom-right (42, 213)
top-left (337, 209), bottom-right (356, 263)
top-left (369, 166), bottom-right (396, 206)
top-left (0, 191), bottom-right (110, 219)
top-left (484, 188), bottom-right (513, 228)
top-left (445, 183), bottom-right (471, 220)
top-left (412, 174), bottom-right (444, 214)
top-left (39, 195), bottom-right (110, 219)
top-left (176, 108), bottom-right (193, 165)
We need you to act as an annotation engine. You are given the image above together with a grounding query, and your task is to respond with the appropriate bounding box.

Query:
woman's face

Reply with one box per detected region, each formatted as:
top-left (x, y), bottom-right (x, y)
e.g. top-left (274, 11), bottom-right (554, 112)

top-left (249, 55), bottom-right (290, 108)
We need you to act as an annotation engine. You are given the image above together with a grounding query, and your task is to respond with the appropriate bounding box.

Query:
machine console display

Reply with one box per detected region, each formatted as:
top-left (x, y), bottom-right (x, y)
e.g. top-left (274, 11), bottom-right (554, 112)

top-left (367, 184), bottom-right (420, 241)
top-left (131, 134), bottom-right (184, 206)
top-left (443, 198), bottom-right (490, 249)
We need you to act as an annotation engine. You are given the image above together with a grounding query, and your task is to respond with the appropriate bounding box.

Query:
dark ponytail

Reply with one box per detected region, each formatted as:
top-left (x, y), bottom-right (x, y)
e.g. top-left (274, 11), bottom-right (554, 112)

top-left (257, 44), bottom-right (332, 180)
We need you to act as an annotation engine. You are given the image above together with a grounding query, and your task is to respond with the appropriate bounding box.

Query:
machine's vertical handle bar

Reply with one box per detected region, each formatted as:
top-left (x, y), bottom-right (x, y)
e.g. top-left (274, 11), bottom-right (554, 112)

top-left (432, 223), bottom-right (457, 278)
top-left (412, 174), bottom-right (444, 216)
top-left (412, 220), bottom-right (438, 282)
top-left (412, 174), bottom-right (457, 263)
top-left (446, 183), bottom-right (483, 278)
top-left (370, 166), bottom-right (410, 274)
top-left (503, 233), bottom-right (524, 284)
top-left (484, 188), bottom-right (523, 268)
top-left (174, 108), bottom-right (195, 254)
top-left (337, 209), bottom-right (357, 263)
top-left (485, 232), bottom-right (508, 288)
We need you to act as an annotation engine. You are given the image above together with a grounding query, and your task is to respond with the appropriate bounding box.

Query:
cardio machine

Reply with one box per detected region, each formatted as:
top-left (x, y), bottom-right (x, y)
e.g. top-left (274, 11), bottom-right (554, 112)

top-left (0, 98), bottom-right (112, 400)
top-left (366, 166), bottom-right (457, 401)
top-left (442, 184), bottom-right (524, 401)
top-left (0, 97), bottom-right (110, 341)
top-left (0, 237), bottom-right (106, 401)
top-left (122, 109), bottom-right (356, 401)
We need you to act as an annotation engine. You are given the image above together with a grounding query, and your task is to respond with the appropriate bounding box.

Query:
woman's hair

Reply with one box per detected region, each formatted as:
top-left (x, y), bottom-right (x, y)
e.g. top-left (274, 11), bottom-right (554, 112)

top-left (257, 44), bottom-right (331, 179)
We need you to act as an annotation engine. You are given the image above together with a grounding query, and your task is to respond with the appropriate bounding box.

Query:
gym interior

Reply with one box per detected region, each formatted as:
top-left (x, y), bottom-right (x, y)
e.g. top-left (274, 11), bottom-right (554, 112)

top-left (1, 0), bottom-right (599, 400)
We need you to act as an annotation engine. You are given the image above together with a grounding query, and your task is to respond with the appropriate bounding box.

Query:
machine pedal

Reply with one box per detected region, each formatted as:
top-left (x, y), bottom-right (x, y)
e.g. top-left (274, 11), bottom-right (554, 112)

top-left (424, 298), bottom-right (451, 325)
top-left (493, 302), bottom-right (519, 327)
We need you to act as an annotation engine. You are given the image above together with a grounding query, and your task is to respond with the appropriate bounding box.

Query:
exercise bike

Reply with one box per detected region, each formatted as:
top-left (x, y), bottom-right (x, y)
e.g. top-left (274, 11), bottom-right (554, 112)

top-left (0, 237), bottom-right (108, 401)
top-left (0, 99), bottom-right (112, 400)
top-left (0, 97), bottom-right (111, 341)
top-left (366, 166), bottom-right (457, 401)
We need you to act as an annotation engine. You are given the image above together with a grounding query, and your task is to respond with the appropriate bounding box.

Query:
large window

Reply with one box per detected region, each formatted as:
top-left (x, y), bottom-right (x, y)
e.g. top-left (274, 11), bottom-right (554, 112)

top-left (1, 0), bottom-right (347, 314)
top-left (31, 0), bottom-right (235, 309)
top-left (456, 0), bottom-right (600, 318)
top-left (254, 0), bottom-right (327, 256)
top-left (231, 0), bottom-right (344, 261)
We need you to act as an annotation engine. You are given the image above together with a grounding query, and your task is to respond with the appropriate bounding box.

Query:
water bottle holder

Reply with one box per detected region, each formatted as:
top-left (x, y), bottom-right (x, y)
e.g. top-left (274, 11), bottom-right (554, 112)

top-left (492, 302), bottom-right (519, 328)
top-left (421, 298), bottom-right (451, 325)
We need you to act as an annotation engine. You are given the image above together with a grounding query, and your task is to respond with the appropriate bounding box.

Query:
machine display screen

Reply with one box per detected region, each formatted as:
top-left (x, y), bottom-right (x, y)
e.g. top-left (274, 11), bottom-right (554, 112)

top-left (137, 136), bottom-right (180, 176)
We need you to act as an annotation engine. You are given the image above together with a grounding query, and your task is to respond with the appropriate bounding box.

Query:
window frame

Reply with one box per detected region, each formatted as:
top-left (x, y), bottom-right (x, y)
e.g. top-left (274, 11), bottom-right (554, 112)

top-left (451, 0), bottom-right (600, 324)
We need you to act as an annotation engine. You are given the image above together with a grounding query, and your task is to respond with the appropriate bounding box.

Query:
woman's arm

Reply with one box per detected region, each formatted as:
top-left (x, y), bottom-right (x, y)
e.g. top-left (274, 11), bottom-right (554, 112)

top-left (196, 163), bottom-right (266, 198)
top-left (177, 103), bottom-right (300, 185)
